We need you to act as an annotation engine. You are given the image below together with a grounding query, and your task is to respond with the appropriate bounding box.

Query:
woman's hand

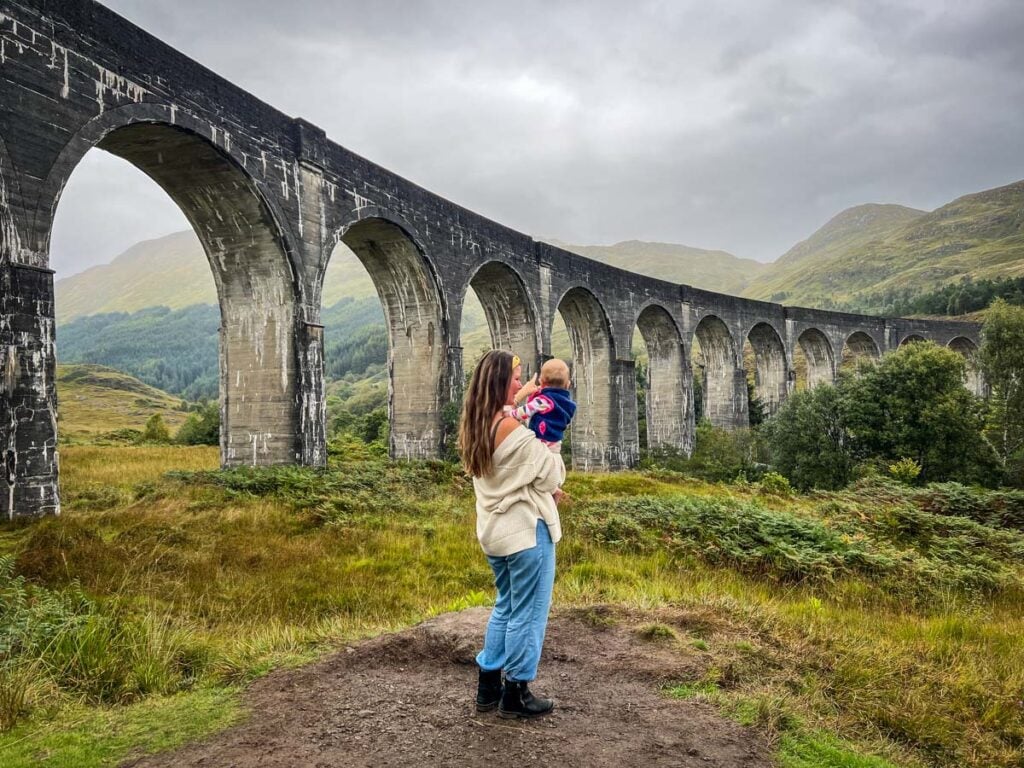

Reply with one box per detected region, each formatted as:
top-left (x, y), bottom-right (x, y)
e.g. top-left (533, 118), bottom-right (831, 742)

top-left (553, 488), bottom-right (569, 506)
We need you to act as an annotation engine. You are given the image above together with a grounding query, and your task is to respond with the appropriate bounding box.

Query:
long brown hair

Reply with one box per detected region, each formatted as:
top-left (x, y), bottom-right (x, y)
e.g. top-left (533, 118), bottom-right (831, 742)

top-left (458, 350), bottom-right (515, 477)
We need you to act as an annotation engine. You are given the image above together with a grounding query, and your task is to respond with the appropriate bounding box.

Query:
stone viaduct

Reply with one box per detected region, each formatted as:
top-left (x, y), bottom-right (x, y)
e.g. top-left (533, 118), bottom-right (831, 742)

top-left (0, 0), bottom-right (982, 518)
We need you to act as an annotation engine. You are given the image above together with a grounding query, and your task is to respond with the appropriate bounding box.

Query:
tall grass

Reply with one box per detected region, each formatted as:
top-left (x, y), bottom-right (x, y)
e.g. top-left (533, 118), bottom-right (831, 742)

top-left (0, 448), bottom-right (1021, 766)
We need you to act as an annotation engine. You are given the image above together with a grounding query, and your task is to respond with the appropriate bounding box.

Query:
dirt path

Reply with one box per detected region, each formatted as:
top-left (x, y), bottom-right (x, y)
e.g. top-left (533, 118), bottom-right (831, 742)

top-left (125, 606), bottom-right (773, 767)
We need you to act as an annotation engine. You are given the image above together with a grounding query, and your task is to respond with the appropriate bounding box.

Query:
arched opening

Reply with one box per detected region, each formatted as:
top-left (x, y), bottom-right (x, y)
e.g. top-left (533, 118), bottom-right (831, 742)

top-left (466, 262), bottom-right (539, 379)
top-left (948, 336), bottom-right (985, 396)
top-left (328, 217), bottom-right (448, 460)
top-left (795, 328), bottom-right (835, 390)
top-left (635, 305), bottom-right (693, 455)
top-left (556, 287), bottom-right (630, 469)
top-left (840, 331), bottom-right (881, 375)
top-left (900, 334), bottom-right (927, 347)
top-left (692, 315), bottom-right (745, 429)
top-left (745, 322), bottom-right (788, 420)
top-left (48, 122), bottom-right (299, 467)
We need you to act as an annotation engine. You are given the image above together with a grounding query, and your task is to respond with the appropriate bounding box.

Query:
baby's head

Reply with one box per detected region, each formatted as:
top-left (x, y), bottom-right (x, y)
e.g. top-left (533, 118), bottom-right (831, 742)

top-left (540, 358), bottom-right (570, 389)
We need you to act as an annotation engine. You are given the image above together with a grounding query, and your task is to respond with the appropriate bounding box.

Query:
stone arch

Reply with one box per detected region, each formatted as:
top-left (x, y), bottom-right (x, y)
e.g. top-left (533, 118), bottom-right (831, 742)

top-left (746, 322), bottom-right (788, 417)
top-left (796, 328), bottom-right (835, 389)
top-left (465, 261), bottom-right (539, 378)
top-left (635, 304), bottom-right (693, 455)
top-left (0, 133), bottom-right (23, 263)
top-left (900, 334), bottom-right (927, 347)
top-left (37, 107), bottom-right (303, 467)
top-left (840, 330), bottom-right (881, 372)
top-left (330, 215), bottom-right (448, 459)
top-left (948, 336), bottom-right (985, 396)
top-left (693, 314), bottom-right (746, 428)
top-left (555, 286), bottom-right (633, 469)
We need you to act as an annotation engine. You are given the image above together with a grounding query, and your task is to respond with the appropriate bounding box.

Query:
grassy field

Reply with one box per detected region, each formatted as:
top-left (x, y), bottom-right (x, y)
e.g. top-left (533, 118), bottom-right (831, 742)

top-left (55, 364), bottom-right (189, 443)
top-left (1, 443), bottom-right (1021, 767)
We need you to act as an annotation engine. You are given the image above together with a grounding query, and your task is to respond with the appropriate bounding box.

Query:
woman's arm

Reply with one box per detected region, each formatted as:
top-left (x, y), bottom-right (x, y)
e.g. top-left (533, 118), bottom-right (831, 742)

top-left (527, 438), bottom-right (561, 494)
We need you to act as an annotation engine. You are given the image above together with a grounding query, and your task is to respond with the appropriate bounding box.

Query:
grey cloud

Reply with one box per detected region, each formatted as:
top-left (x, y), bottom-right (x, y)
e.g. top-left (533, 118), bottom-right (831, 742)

top-left (48, 0), bottom-right (1024, 274)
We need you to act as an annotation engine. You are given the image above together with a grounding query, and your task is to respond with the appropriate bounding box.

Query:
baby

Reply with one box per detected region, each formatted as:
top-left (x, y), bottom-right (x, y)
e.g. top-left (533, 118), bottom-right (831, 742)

top-left (509, 358), bottom-right (577, 487)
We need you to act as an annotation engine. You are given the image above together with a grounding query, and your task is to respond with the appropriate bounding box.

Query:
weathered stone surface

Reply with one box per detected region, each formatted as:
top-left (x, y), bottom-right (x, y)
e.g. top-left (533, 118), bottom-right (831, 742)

top-left (1, 262), bottom-right (60, 519)
top-left (0, 0), bottom-right (983, 518)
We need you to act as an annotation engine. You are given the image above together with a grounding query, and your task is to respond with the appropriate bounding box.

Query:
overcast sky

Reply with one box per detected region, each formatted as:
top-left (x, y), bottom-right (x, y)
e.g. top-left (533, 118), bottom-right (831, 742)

top-left (50, 0), bottom-right (1024, 276)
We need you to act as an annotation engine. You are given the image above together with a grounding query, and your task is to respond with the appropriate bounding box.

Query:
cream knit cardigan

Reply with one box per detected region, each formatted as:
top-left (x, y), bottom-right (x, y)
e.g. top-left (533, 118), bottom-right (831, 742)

top-left (473, 424), bottom-right (564, 557)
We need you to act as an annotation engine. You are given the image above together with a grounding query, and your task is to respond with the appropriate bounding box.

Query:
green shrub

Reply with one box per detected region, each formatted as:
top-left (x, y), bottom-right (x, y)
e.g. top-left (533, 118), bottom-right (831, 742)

top-left (758, 471), bottom-right (793, 497)
top-left (170, 460), bottom-right (466, 523)
top-left (888, 457), bottom-right (922, 485)
top-left (140, 414), bottom-right (171, 444)
top-left (576, 495), bottom-right (891, 582)
top-left (576, 492), bottom-right (1023, 596)
top-left (176, 402), bottom-right (219, 446)
top-left (914, 483), bottom-right (1024, 532)
top-left (644, 422), bottom-right (762, 482)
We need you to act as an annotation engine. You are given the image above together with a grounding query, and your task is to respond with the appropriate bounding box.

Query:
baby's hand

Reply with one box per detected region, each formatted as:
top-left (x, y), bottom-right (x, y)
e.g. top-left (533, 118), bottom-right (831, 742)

top-left (515, 374), bottom-right (540, 404)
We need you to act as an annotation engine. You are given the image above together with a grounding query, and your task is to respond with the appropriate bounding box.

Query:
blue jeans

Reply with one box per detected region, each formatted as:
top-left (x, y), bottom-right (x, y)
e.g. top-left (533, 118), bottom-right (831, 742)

top-left (476, 519), bottom-right (556, 682)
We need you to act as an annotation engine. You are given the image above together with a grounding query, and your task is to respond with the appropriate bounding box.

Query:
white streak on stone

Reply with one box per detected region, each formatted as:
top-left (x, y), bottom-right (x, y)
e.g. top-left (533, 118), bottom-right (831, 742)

top-left (292, 161), bottom-right (303, 237)
top-left (61, 46), bottom-right (69, 99)
top-left (347, 189), bottom-right (371, 212)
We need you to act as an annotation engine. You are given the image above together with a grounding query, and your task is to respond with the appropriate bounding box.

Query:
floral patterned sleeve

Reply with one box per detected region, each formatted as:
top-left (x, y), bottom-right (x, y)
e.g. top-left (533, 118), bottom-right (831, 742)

top-left (511, 393), bottom-right (555, 423)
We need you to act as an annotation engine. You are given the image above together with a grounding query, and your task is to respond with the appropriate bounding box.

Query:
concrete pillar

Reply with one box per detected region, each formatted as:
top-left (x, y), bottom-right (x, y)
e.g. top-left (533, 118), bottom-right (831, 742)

top-left (796, 329), bottom-right (836, 389)
top-left (568, 356), bottom-right (639, 470)
top-left (747, 323), bottom-right (788, 417)
top-left (0, 263), bottom-right (60, 519)
top-left (695, 316), bottom-right (748, 429)
top-left (700, 367), bottom-right (749, 430)
top-left (443, 344), bottom-right (464, 455)
top-left (610, 358), bottom-right (640, 469)
top-left (219, 298), bottom-right (302, 466)
top-left (646, 353), bottom-right (695, 455)
top-left (297, 320), bottom-right (327, 467)
top-left (638, 306), bottom-right (693, 455)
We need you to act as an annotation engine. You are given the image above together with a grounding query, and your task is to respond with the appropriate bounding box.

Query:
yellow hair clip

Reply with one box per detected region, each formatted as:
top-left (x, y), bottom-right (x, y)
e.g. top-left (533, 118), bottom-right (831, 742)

top-left (511, 354), bottom-right (521, 369)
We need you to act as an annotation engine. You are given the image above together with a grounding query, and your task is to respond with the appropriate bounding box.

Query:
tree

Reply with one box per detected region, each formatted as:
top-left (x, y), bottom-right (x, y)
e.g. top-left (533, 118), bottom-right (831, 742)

top-left (761, 384), bottom-right (853, 490)
top-left (840, 342), bottom-right (998, 484)
top-left (141, 414), bottom-right (171, 443)
top-left (980, 299), bottom-right (1024, 484)
top-left (762, 342), bottom-right (1000, 489)
top-left (176, 402), bottom-right (220, 446)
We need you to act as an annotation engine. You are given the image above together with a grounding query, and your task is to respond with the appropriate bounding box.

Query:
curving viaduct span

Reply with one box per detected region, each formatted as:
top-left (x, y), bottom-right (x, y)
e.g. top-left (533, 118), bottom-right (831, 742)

top-left (0, 0), bottom-right (982, 518)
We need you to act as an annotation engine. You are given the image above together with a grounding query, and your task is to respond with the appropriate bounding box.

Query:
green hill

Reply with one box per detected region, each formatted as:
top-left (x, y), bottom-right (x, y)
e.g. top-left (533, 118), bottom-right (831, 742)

top-left (56, 232), bottom-right (760, 323)
top-left (56, 363), bottom-right (189, 442)
top-left (545, 239), bottom-right (765, 294)
top-left (55, 231), bottom-right (377, 323)
top-left (744, 180), bottom-right (1024, 311)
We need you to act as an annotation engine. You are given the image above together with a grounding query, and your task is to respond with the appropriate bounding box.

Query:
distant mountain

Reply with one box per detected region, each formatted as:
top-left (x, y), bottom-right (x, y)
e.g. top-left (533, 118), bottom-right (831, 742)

top-left (55, 231), bottom-right (376, 323)
top-left (545, 239), bottom-right (766, 295)
top-left (744, 181), bottom-right (1024, 311)
top-left (56, 233), bottom-right (762, 323)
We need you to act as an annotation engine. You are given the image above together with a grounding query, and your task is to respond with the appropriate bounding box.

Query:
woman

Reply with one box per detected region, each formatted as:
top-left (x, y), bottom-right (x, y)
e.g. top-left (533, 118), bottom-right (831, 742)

top-left (459, 350), bottom-right (564, 719)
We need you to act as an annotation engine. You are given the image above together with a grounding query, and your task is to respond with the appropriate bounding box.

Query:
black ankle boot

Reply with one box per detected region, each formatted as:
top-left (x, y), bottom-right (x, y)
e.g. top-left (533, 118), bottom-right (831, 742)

top-left (498, 679), bottom-right (554, 719)
top-left (476, 667), bottom-right (503, 712)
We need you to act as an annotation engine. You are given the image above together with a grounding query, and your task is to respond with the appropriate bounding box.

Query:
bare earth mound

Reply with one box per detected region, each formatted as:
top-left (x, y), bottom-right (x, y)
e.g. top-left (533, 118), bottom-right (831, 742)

top-left (125, 607), bottom-right (772, 767)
